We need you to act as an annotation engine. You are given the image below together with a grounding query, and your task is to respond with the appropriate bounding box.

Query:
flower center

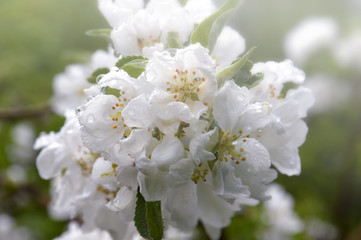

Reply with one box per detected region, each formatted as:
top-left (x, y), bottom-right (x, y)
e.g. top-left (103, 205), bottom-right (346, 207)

top-left (75, 145), bottom-right (100, 176)
top-left (191, 162), bottom-right (209, 184)
top-left (110, 91), bottom-right (131, 137)
top-left (215, 130), bottom-right (248, 164)
top-left (137, 35), bottom-right (160, 50)
top-left (166, 69), bottom-right (205, 103)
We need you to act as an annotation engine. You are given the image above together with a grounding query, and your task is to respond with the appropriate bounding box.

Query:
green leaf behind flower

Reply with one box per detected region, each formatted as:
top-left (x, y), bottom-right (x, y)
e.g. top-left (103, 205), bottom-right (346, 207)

top-left (134, 188), bottom-right (164, 240)
top-left (116, 56), bottom-right (148, 78)
top-left (190, 0), bottom-right (243, 52)
top-left (115, 56), bottom-right (145, 69)
top-left (87, 67), bottom-right (110, 84)
top-left (86, 28), bottom-right (111, 40)
top-left (100, 86), bottom-right (121, 98)
top-left (216, 48), bottom-right (255, 86)
top-left (121, 59), bottom-right (148, 78)
top-left (233, 60), bottom-right (264, 89)
top-left (165, 31), bottom-right (182, 49)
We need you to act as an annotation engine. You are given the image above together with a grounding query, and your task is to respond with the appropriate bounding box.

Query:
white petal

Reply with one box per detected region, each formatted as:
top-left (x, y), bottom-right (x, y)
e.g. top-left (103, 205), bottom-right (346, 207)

top-left (189, 128), bottom-right (217, 164)
top-left (111, 129), bottom-right (152, 166)
top-left (212, 161), bottom-right (250, 199)
top-left (212, 26), bottom-right (246, 68)
top-left (235, 104), bottom-right (272, 135)
top-left (166, 158), bottom-right (195, 187)
top-left (270, 147), bottom-right (301, 176)
top-left (168, 101), bottom-right (207, 123)
top-left (238, 169), bottom-right (278, 201)
top-left (98, 0), bottom-right (143, 28)
top-left (123, 94), bottom-right (154, 128)
top-left (135, 154), bottom-right (158, 176)
top-left (165, 182), bottom-right (198, 231)
top-left (33, 131), bottom-right (56, 150)
top-left (78, 94), bottom-right (124, 153)
top-left (152, 136), bottom-right (184, 171)
top-left (111, 24), bottom-right (140, 56)
top-left (36, 143), bottom-right (68, 179)
top-left (235, 138), bottom-right (271, 172)
top-left (116, 166), bottom-right (138, 190)
top-left (286, 86), bottom-right (315, 118)
top-left (213, 81), bottom-right (249, 131)
top-left (196, 182), bottom-right (238, 228)
top-left (138, 172), bottom-right (167, 201)
top-left (106, 186), bottom-right (136, 222)
top-left (203, 223), bottom-right (222, 240)
top-left (91, 157), bottom-right (117, 185)
top-left (184, 0), bottom-right (216, 23)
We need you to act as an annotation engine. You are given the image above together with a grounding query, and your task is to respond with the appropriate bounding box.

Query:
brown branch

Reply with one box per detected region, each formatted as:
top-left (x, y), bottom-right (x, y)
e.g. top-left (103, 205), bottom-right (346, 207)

top-left (0, 105), bottom-right (52, 120)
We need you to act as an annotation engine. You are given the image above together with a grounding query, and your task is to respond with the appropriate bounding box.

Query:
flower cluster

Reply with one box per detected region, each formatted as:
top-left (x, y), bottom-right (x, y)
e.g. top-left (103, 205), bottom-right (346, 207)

top-left (35, 0), bottom-right (314, 239)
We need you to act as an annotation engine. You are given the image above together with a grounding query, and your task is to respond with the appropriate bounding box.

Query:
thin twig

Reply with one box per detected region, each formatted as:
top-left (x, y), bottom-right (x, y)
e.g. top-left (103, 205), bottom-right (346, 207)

top-left (0, 105), bottom-right (52, 120)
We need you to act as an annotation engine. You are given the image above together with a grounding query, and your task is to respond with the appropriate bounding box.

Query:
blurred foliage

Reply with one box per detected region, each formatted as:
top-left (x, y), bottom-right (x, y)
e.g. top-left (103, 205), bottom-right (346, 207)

top-left (1, 0), bottom-right (361, 239)
top-left (0, 0), bottom-right (107, 239)
top-left (0, 0), bottom-right (107, 108)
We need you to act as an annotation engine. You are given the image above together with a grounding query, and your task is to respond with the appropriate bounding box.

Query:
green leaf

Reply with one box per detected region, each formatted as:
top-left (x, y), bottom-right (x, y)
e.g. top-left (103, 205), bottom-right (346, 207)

top-left (87, 68), bottom-right (110, 84)
top-left (233, 60), bottom-right (263, 89)
top-left (279, 82), bottom-right (298, 99)
top-left (86, 28), bottom-right (111, 39)
top-left (100, 86), bottom-right (121, 98)
top-left (115, 56), bottom-right (146, 69)
top-left (216, 48), bottom-right (255, 86)
top-left (146, 201), bottom-right (163, 240)
top-left (120, 59), bottom-right (148, 78)
top-left (190, 0), bottom-right (243, 52)
top-left (165, 31), bottom-right (182, 49)
top-left (134, 188), bottom-right (164, 240)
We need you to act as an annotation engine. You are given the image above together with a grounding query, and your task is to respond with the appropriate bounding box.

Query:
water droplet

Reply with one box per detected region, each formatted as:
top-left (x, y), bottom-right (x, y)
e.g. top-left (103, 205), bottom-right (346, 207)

top-left (254, 142), bottom-right (260, 147)
top-left (76, 106), bottom-right (86, 115)
top-left (246, 168), bottom-right (251, 172)
top-left (96, 74), bottom-right (105, 83)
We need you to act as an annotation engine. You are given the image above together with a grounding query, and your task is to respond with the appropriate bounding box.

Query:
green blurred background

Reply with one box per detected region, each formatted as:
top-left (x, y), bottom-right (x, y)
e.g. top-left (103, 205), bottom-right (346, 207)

top-left (0, 0), bottom-right (360, 239)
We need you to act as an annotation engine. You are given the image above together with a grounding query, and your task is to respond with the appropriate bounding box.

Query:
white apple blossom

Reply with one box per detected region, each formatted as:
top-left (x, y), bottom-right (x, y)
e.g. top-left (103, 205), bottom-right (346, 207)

top-left (54, 222), bottom-right (114, 240)
top-left (34, 112), bottom-right (125, 236)
top-left (284, 18), bottom-right (338, 65)
top-left (8, 122), bottom-right (35, 163)
top-left (260, 184), bottom-right (303, 240)
top-left (98, 0), bottom-right (144, 28)
top-left (305, 74), bottom-right (352, 114)
top-left (250, 60), bottom-right (314, 176)
top-left (110, 0), bottom-right (189, 57)
top-left (78, 69), bottom-right (144, 156)
top-left (107, 0), bottom-right (218, 58)
top-left (0, 214), bottom-right (34, 240)
top-left (334, 30), bottom-right (361, 69)
top-left (144, 43), bottom-right (217, 134)
top-left (212, 26), bottom-right (246, 69)
top-left (52, 49), bottom-right (117, 116)
top-left (250, 60), bottom-right (305, 102)
top-left (35, 0), bottom-right (314, 239)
